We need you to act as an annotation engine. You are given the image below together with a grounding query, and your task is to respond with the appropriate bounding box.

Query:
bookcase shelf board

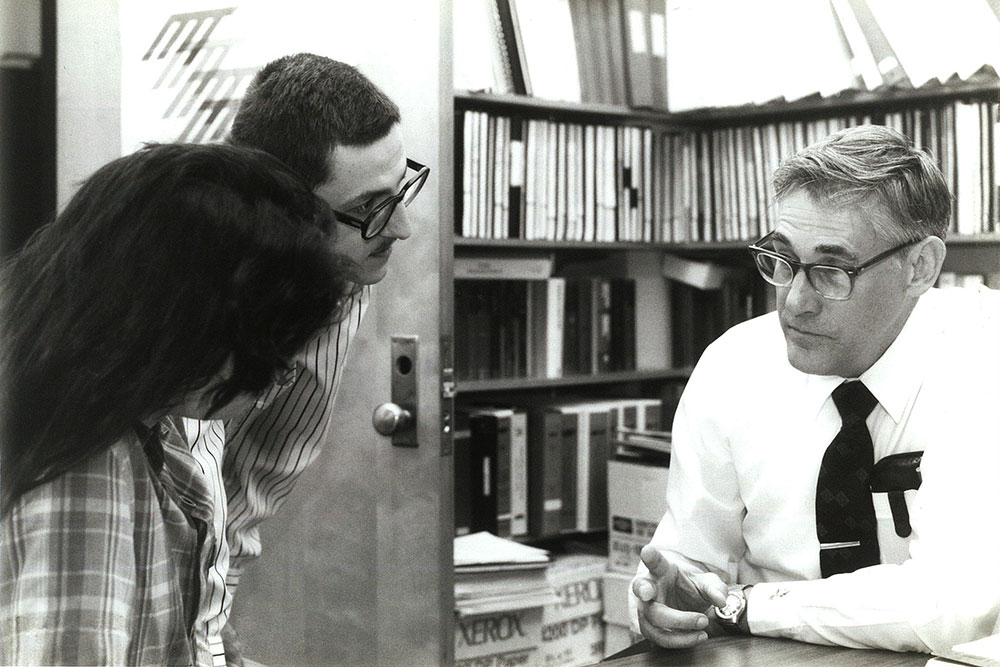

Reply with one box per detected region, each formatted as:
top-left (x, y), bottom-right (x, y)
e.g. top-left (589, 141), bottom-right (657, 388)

top-left (454, 236), bottom-right (752, 252)
top-left (945, 233), bottom-right (1000, 246)
top-left (669, 79), bottom-right (1000, 127)
top-left (458, 78), bottom-right (1000, 129)
top-left (454, 90), bottom-right (684, 129)
top-left (454, 235), bottom-right (1000, 254)
top-left (456, 368), bottom-right (692, 393)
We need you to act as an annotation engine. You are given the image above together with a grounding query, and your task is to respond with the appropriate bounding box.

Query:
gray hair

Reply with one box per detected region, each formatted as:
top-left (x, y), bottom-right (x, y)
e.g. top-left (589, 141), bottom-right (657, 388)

top-left (772, 124), bottom-right (951, 244)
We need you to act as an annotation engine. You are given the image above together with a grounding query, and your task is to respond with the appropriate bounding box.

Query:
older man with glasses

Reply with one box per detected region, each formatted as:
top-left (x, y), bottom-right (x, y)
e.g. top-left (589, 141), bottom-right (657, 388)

top-left (629, 124), bottom-right (1000, 655)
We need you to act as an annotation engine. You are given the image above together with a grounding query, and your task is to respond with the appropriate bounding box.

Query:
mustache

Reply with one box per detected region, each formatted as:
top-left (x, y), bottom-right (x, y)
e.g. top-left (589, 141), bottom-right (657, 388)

top-left (370, 239), bottom-right (394, 254)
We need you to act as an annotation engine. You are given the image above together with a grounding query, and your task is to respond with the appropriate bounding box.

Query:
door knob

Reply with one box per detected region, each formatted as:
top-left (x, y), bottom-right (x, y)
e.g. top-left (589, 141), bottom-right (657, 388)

top-left (373, 402), bottom-right (413, 435)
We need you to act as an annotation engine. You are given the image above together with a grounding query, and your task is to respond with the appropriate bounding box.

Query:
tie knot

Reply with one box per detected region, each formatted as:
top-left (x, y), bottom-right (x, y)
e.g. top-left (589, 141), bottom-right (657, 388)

top-left (832, 380), bottom-right (877, 424)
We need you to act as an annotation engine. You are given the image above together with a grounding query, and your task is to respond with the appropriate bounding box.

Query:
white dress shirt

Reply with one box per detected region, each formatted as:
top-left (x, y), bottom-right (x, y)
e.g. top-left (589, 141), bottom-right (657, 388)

top-left (630, 286), bottom-right (1000, 653)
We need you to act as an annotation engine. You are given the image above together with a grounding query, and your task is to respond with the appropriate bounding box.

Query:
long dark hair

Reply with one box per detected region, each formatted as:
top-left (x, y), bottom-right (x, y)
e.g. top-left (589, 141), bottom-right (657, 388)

top-left (1, 142), bottom-right (350, 510)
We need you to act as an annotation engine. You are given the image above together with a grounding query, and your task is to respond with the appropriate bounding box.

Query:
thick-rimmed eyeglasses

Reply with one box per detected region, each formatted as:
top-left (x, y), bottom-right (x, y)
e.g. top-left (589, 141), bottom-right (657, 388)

top-left (747, 231), bottom-right (922, 301)
top-left (334, 158), bottom-right (430, 240)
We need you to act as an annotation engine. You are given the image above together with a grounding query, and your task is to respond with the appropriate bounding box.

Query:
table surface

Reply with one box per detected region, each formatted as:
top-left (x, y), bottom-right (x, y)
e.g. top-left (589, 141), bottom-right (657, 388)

top-left (602, 637), bottom-right (930, 666)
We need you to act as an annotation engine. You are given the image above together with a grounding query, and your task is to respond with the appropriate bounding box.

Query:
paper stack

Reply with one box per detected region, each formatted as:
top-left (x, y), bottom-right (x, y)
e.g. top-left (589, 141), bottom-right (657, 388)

top-left (454, 531), bottom-right (556, 616)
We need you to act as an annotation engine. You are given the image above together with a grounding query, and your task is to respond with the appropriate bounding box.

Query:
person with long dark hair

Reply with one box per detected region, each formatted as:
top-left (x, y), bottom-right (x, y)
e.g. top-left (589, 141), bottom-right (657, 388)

top-left (0, 142), bottom-right (351, 665)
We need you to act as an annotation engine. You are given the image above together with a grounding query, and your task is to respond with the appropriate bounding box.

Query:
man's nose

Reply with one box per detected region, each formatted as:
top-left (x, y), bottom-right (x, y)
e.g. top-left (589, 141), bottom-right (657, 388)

top-left (782, 267), bottom-right (822, 314)
top-left (380, 204), bottom-right (412, 241)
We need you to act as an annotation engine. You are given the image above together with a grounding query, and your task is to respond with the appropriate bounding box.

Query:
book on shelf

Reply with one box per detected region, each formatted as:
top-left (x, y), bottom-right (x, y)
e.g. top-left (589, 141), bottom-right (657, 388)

top-left (647, 0), bottom-right (668, 109)
top-left (546, 400), bottom-right (611, 534)
top-left (668, 270), bottom-right (772, 369)
top-left (490, 0), bottom-right (530, 95)
top-left (454, 0), bottom-right (522, 95)
top-left (454, 252), bottom-right (554, 280)
top-left (661, 254), bottom-right (744, 290)
top-left (454, 279), bottom-right (528, 380)
top-left (511, 0), bottom-right (582, 103)
top-left (466, 406), bottom-right (529, 538)
top-left (526, 408), bottom-right (564, 538)
top-left (620, 0), bottom-right (660, 109)
top-left (603, 0), bottom-right (630, 106)
top-left (454, 411), bottom-right (473, 536)
top-left (528, 277), bottom-right (566, 379)
top-left (613, 426), bottom-right (671, 463)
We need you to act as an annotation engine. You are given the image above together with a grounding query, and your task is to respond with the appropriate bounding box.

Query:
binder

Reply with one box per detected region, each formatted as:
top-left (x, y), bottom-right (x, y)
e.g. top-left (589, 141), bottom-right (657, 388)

top-left (527, 409), bottom-right (564, 538)
top-left (621, 0), bottom-right (656, 108)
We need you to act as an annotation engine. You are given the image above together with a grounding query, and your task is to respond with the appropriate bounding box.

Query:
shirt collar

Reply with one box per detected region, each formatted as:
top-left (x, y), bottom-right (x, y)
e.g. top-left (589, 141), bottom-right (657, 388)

top-left (799, 292), bottom-right (938, 423)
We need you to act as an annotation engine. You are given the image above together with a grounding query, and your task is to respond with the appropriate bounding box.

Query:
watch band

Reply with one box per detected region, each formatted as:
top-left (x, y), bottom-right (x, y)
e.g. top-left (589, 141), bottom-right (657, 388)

top-left (714, 584), bottom-right (752, 635)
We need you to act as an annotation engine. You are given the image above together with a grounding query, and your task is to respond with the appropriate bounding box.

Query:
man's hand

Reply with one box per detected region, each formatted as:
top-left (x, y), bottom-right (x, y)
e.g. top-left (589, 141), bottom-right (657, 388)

top-left (632, 544), bottom-right (729, 648)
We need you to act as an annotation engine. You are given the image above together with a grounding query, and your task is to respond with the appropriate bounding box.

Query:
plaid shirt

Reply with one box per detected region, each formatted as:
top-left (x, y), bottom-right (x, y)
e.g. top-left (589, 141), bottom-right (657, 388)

top-left (1, 418), bottom-right (218, 666)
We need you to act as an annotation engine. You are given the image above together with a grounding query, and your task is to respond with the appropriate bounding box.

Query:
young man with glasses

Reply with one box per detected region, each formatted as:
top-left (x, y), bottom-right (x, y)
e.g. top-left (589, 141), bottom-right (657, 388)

top-left (174, 53), bottom-right (429, 666)
top-left (630, 125), bottom-right (1000, 655)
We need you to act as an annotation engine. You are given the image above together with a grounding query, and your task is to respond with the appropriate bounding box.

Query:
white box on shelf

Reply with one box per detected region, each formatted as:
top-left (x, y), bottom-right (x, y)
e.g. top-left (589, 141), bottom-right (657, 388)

top-left (601, 569), bottom-right (643, 659)
top-left (607, 458), bottom-right (669, 574)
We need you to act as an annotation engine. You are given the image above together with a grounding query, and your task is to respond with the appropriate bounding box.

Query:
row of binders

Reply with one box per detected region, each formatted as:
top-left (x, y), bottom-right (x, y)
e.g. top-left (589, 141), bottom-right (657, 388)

top-left (664, 99), bottom-right (999, 242)
top-left (455, 0), bottom-right (668, 108)
top-left (453, 396), bottom-right (665, 541)
top-left (457, 99), bottom-right (999, 244)
top-left (454, 276), bottom-right (636, 382)
top-left (458, 111), bottom-right (658, 243)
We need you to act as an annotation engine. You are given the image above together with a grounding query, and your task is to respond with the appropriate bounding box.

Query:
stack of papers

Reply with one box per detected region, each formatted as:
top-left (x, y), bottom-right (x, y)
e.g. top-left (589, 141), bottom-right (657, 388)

top-left (454, 531), bottom-right (558, 617)
top-left (613, 427), bottom-right (671, 464)
top-left (929, 633), bottom-right (1000, 666)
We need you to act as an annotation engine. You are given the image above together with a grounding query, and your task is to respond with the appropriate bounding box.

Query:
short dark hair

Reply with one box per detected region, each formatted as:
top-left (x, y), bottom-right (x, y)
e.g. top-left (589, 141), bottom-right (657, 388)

top-left (773, 124), bottom-right (952, 243)
top-left (1, 142), bottom-right (350, 509)
top-left (228, 53), bottom-right (401, 189)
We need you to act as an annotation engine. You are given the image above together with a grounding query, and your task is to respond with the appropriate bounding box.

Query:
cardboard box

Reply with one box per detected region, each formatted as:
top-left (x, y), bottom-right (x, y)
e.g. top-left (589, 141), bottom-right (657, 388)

top-left (601, 570), bottom-right (643, 659)
top-left (601, 570), bottom-right (634, 629)
top-left (607, 458), bottom-right (670, 574)
top-left (603, 622), bottom-right (643, 659)
top-left (455, 606), bottom-right (544, 667)
top-left (540, 555), bottom-right (607, 666)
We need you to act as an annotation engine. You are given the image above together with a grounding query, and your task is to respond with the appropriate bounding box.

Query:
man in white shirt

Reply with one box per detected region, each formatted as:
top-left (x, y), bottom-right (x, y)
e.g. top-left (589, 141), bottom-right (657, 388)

top-left (178, 54), bottom-right (430, 666)
top-left (630, 124), bottom-right (1000, 654)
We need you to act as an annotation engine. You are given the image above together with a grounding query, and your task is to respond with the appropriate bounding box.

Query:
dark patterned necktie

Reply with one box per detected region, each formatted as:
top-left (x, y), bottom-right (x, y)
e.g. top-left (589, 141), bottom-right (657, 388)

top-left (815, 380), bottom-right (881, 577)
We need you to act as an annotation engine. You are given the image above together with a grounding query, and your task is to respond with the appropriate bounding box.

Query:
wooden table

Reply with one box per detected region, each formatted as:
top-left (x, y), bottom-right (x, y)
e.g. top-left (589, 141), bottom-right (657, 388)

top-left (602, 637), bottom-right (930, 666)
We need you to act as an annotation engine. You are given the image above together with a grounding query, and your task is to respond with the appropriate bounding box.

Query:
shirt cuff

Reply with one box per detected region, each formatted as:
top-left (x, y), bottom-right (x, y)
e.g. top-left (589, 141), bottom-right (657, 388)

top-left (744, 581), bottom-right (796, 636)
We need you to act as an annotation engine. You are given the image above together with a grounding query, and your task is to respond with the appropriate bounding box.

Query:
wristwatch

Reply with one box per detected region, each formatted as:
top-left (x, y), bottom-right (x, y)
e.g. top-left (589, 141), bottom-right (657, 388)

top-left (714, 584), bottom-right (752, 634)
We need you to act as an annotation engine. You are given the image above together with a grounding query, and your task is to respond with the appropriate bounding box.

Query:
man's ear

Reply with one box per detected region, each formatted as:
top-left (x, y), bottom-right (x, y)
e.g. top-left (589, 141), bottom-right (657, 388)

top-left (905, 236), bottom-right (946, 297)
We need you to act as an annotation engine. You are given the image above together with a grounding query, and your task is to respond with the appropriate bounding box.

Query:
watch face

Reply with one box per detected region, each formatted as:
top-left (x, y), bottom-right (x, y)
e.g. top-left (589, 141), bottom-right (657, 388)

top-left (717, 591), bottom-right (743, 621)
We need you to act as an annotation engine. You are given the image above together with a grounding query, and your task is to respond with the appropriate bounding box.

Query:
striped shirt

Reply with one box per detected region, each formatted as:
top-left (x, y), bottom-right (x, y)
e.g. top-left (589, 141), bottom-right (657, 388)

top-left (1, 418), bottom-right (215, 666)
top-left (183, 286), bottom-right (370, 664)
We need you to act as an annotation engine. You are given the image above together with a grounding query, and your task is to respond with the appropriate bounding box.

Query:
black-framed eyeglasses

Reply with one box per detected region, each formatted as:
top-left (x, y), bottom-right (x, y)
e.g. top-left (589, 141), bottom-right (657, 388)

top-left (747, 231), bottom-right (922, 301)
top-left (333, 158), bottom-right (430, 240)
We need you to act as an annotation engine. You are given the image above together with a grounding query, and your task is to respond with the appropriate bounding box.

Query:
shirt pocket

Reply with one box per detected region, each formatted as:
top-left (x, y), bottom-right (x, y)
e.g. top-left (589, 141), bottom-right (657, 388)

top-left (873, 489), bottom-right (918, 565)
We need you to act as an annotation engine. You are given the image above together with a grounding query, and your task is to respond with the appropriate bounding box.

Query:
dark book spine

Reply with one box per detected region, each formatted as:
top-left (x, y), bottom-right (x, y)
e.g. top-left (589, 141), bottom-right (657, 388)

top-left (469, 414), bottom-right (498, 534)
top-left (453, 413), bottom-right (472, 536)
top-left (528, 410), bottom-right (564, 538)
top-left (588, 411), bottom-right (610, 532)
top-left (559, 412), bottom-right (578, 533)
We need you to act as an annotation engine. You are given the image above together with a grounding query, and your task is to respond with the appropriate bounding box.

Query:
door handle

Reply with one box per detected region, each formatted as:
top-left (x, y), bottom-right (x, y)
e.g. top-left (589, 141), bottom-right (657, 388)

top-left (373, 335), bottom-right (418, 447)
top-left (373, 403), bottom-right (413, 435)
